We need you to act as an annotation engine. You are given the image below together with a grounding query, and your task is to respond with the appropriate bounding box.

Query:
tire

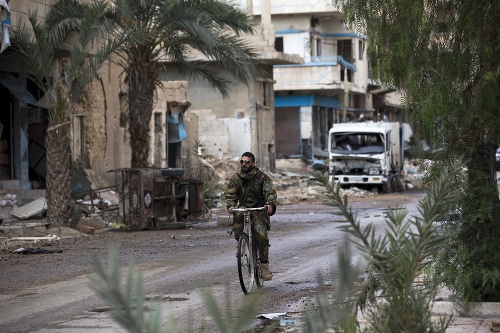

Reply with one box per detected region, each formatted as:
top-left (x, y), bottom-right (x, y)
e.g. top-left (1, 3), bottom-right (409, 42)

top-left (254, 237), bottom-right (264, 288)
top-left (237, 233), bottom-right (255, 294)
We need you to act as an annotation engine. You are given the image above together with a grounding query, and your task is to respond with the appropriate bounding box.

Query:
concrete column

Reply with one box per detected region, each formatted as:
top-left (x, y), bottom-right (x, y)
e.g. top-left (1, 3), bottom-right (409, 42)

top-left (246, 0), bottom-right (253, 14)
top-left (248, 82), bottom-right (259, 156)
top-left (261, 0), bottom-right (271, 24)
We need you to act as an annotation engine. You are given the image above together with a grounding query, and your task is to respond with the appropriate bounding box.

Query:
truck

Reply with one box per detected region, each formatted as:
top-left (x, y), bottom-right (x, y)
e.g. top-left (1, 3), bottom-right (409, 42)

top-left (327, 121), bottom-right (410, 193)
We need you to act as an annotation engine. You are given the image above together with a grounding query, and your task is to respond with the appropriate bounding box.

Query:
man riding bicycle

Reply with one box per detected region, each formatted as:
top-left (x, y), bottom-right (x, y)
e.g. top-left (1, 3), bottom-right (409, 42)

top-left (225, 152), bottom-right (277, 281)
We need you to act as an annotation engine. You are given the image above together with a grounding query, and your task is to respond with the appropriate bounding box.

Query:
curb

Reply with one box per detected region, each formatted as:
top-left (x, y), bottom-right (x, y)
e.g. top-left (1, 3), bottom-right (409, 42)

top-left (433, 301), bottom-right (500, 317)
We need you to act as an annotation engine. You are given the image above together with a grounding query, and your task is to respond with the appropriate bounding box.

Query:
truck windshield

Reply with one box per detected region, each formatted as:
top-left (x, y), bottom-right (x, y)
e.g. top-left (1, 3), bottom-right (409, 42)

top-left (331, 132), bottom-right (385, 154)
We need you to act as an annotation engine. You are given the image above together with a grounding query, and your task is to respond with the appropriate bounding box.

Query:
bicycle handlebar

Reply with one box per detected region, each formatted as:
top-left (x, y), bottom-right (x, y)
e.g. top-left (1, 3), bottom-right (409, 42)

top-left (231, 207), bottom-right (267, 213)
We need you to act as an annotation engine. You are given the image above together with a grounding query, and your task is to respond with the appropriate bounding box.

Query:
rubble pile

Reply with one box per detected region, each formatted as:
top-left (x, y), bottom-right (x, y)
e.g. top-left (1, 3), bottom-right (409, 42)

top-left (200, 155), bottom-right (413, 205)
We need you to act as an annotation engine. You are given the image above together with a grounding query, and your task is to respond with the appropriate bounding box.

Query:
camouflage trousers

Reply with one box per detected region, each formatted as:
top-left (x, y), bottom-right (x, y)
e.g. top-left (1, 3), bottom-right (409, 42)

top-left (233, 213), bottom-right (269, 262)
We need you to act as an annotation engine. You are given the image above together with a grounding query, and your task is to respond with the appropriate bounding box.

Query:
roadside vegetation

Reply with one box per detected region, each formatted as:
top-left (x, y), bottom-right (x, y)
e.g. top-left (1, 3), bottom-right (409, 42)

top-left (339, 0), bottom-right (500, 302)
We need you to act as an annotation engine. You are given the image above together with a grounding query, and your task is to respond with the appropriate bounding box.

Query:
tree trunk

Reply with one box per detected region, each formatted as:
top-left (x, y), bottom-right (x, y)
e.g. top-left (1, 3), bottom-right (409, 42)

top-left (127, 56), bottom-right (158, 168)
top-left (45, 123), bottom-right (72, 226)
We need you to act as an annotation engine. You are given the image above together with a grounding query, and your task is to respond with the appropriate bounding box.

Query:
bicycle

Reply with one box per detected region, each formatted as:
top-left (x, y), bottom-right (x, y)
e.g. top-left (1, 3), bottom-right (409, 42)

top-left (231, 206), bottom-right (267, 294)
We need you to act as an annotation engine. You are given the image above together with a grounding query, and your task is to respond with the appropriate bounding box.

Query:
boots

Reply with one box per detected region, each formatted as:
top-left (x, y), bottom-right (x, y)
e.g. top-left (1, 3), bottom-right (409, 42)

top-left (260, 263), bottom-right (273, 281)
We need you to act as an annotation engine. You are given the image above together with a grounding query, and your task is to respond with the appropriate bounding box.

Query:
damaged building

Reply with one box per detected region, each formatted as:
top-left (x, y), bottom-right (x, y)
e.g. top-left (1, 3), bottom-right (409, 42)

top-left (1, 0), bottom-right (410, 227)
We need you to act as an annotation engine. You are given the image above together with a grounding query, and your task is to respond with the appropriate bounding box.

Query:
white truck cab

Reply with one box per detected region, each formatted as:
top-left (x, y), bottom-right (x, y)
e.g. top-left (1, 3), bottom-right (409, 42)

top-left (328, 122), bottom-right (405, 192)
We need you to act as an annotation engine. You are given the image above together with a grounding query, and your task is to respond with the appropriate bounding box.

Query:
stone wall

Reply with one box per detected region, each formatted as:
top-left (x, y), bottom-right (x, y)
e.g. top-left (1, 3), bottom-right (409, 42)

top-left (186, 109), bottom-right (230, 159)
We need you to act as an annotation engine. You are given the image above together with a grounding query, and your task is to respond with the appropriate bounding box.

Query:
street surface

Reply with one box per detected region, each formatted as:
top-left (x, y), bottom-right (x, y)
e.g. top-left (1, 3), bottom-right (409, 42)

top-left (0, 191), bottom-right (423, 332)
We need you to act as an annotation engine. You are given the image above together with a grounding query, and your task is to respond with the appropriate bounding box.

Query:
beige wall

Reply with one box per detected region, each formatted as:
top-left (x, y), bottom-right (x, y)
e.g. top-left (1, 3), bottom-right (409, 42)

top-left (69, 59), bottom-right (130, 187)
top-left (9, 0), bottom-right (57, 23)
top-left (1, 0), bottom-right (58, 72)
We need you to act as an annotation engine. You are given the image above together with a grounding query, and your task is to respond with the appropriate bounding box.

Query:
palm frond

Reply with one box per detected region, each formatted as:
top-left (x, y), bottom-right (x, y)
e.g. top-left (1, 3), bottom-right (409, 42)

top-left (12, 10), bottom-right (55, 91)
top-left (46, 0), bottom-right (119, 46)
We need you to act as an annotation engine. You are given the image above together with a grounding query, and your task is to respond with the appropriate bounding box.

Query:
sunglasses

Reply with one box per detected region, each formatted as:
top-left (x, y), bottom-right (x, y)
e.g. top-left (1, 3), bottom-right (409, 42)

top-left (240, 160), bottom-right (251, 165)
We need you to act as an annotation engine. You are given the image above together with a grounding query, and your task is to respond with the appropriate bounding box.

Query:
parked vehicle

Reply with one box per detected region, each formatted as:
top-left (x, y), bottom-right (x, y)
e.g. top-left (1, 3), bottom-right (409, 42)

top-left (327, 122), bottom-right (411, 193)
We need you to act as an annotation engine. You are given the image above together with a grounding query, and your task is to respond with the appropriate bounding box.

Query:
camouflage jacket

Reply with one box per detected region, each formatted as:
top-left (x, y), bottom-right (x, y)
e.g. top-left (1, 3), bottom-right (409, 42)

top-left (225, 167), bottom-right (277, 209)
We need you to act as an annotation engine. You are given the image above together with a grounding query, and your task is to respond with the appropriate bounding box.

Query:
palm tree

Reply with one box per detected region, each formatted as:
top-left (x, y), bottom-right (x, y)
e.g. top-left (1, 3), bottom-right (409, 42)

top-left (47, 0), bottom-right (263, 168)
top-left (13, 2), bottom-right (133, 226)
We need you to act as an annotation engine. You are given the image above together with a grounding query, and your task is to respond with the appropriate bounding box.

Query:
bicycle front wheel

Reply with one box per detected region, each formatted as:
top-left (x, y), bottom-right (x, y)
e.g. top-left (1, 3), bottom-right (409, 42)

top-left (237, 233), bottom-right (255, 294)
top-left (254, 237), bottom-right (264, 288)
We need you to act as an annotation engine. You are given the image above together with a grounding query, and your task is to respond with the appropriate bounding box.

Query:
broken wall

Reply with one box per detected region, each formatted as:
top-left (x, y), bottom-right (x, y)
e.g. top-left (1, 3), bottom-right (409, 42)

top-left (186, 109), bottom-right (230, 159)
top-left (70, 58), bottom-right (130, 188)
top-left (159, 65), bottom-right (277, 171)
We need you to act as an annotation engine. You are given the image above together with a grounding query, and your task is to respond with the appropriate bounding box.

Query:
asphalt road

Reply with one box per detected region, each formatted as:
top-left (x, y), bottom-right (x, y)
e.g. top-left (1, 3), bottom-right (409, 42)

top-left (0, 191), bottom-right (423, 333)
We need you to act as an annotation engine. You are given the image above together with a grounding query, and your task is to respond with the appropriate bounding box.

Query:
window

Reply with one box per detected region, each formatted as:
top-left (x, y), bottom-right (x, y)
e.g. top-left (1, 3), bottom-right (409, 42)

top-left (275, 37), bottom-right (284, 52)
top-left (74, 115), bottom-right (85, 162)
top-left (263, 82), bottom-right (273, 107)
top-left (337, 39), bottom-right (353, 62)
top-left (119, 92), bottom-right (128, 128)
top-left (359, 40), bottom-right (364, 60)
top-left (317, 38), bottom-right (322, 57)
top-left (353, 94), bottom-right (361, 108)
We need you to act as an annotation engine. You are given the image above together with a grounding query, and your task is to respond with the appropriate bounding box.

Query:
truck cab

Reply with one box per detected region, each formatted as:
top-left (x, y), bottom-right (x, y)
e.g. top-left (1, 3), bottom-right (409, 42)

top-left (328, 122), bottom-right (404, 192)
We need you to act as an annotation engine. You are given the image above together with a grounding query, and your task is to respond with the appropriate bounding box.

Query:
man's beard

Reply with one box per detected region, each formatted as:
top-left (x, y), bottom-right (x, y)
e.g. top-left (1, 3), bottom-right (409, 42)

top-left (241, 165), bottom-right (251, 173)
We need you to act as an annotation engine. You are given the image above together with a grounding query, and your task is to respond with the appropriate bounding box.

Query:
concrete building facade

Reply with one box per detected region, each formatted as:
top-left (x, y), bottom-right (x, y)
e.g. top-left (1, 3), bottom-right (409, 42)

top-left (247, 0), bottom-right (409, 161)
top-left (165, 10), bottom-right (302, 172)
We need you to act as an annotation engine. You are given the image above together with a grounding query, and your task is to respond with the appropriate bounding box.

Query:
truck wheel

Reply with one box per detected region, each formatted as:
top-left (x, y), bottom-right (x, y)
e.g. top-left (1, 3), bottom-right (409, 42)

top-left (386, 181), bottom-right (392, 193)
top-left (379, 181), bottom-right (390, 193)
top-left (392, 176), bottom-right (404, 192)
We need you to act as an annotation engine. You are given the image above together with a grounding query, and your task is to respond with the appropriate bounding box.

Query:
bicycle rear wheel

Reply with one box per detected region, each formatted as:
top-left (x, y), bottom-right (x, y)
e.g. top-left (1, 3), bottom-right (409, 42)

top-left (237, 233), bottom-right (255, 294)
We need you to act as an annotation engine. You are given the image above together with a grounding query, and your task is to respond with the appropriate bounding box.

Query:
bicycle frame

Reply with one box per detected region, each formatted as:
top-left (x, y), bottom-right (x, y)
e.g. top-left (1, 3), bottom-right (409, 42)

top-left (232, 206), bottom-right (266, 294)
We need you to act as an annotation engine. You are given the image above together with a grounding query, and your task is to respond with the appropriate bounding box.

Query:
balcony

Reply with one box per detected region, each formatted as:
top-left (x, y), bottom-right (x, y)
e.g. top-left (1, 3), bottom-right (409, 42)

top-left (252, 0), bottom-right (342, 16)
top-left (274, 55), bottom-right (366, 93)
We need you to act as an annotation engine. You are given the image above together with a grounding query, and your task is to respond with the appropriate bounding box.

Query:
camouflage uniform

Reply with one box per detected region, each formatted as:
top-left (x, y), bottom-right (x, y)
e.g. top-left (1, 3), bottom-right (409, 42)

top-left (225, 166), bottom-right (277, 262)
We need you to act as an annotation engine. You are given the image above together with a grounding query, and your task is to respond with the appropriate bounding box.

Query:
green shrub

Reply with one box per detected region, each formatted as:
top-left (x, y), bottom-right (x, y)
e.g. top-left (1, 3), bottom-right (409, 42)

top-left (311, 164), bottom-right (456, 332)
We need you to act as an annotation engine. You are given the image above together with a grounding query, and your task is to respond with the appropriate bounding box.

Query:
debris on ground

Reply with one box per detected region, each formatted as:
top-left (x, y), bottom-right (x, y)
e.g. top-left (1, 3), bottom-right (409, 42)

top-left (489, 322), bottom-right (500, 332)
top-left (257, 312), bottom-right (287, 320)
top-left (11, 198), bottom-right (47, 219)
top-left (202, 156), bottom-right (423, 206)
top-left (11, 235), bottom-right (60, 241)
top-left (12, 247), bottom-right (63, 255)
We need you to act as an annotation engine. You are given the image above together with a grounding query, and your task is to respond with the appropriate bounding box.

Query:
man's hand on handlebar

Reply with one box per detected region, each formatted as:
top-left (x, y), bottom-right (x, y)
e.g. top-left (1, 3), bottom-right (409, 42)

top-left (265, 204), bottom-right (273, 215)
top-left (227, 206), bottom-right (234, 214)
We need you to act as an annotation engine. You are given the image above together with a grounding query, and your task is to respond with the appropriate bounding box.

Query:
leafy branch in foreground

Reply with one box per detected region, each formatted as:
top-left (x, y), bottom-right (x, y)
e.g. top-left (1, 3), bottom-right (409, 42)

top-left (90, 246), bottom-right (165, 333)
top-left (301, 238), bottom-right (360, 333)
top-left (311, 160), bottom-right (460, 332)
top-left (90, 246), bottom-right (268, 333)
top-left (200, 287), bottom-right (276, 333)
